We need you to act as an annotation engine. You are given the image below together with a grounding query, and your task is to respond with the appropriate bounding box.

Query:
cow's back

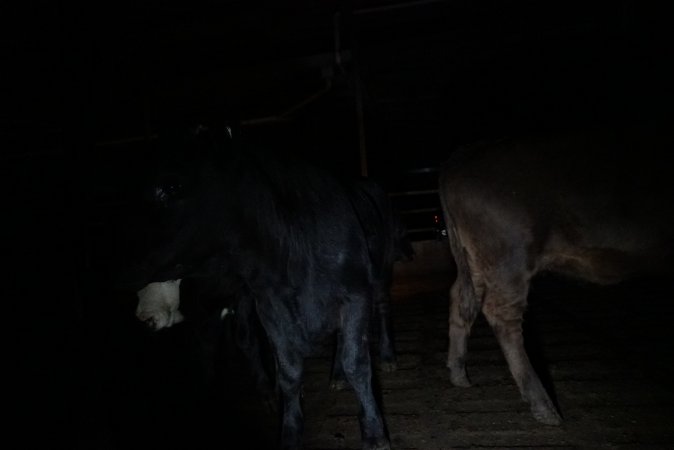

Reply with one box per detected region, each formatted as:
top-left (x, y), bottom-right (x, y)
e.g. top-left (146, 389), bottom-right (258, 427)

top-left (440, 130), bottom-right (674, 285)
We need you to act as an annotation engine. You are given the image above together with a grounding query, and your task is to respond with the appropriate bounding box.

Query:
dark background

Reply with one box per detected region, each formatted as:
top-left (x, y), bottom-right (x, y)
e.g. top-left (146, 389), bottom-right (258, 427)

top-left (8, 1), bottom-right (671, 164)
top-left (5, 1), bottom-right (671, 448)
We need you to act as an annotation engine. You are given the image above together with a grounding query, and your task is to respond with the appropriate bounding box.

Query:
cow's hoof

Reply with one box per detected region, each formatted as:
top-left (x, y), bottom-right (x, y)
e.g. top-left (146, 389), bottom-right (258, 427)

top-left (379, 360), bottom-right (397, 372)
top-left (329, 379), bottom-right (349, 391)
top-left (448, 367), bottom-right (471, 387)
top-left (531, 404), bottom-right (563, 426)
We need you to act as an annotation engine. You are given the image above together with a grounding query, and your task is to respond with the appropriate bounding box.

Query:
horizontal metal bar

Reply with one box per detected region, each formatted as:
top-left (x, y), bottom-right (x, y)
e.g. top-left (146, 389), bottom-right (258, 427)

top-left (354, 0), bottom-right (445, 15)
top-left (388, 189), bottom-right (439, 197)
top-left (95, 134), bottom-right (158, 147)
top-left (404, 167), bottom-right (440, 174)
top-left (398, 207), bottom-right (442, 214)
top-left (406, 227), bottom-right (440, 233)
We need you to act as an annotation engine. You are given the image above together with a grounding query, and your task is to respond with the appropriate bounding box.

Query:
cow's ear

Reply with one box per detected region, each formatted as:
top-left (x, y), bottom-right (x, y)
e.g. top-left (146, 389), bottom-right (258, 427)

top-left (191, 122), bottom-right (238, 140)
top-left (151, 173), bottom-right (186, 206)
top-left (190, 124), bottom-right (210, 136)
top-left (223, 122), bottom-right (242, 142)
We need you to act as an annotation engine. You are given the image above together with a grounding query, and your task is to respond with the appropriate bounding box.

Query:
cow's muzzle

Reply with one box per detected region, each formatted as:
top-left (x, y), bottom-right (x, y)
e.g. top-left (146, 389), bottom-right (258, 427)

top-left (135, 280), bottom-right (183, 331)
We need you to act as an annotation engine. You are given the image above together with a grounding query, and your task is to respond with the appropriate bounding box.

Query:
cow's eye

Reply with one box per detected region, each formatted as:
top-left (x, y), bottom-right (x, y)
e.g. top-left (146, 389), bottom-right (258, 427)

top-left (154, 186), bottom-right (169, 203)
top-left (166, 182), bottom-right (183, 195)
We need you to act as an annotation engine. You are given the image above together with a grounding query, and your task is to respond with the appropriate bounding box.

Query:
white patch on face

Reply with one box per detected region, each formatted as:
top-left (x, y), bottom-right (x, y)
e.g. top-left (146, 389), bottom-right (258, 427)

top-left (220, 307), bottom-right (234, 320)
top-left (135, 279), bottom-right (184, 330)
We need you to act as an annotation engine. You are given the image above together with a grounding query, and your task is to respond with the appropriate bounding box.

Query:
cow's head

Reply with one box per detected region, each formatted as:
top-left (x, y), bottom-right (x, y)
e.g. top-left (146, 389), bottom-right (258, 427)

top-left (135, 279), bottom-right (184, 331)
top-left (122, 124), bottom-right (239, 329)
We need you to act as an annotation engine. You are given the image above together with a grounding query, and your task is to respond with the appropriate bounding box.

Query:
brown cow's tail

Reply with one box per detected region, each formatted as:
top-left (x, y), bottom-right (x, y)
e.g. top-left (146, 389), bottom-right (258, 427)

top-left (438, 174), bottom-right (482, 321)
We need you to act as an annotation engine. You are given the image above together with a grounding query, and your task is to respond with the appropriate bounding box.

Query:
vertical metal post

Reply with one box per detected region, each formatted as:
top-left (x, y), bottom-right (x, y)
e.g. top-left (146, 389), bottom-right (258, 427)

top-left (335, 9), bottom-right (368, 177)
top-left (355, 73), bottom-right (368, 177)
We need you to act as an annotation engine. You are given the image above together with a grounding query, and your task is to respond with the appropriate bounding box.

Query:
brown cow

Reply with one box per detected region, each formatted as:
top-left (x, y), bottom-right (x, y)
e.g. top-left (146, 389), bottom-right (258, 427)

top-left (439, 130), bottom-right (673, 425)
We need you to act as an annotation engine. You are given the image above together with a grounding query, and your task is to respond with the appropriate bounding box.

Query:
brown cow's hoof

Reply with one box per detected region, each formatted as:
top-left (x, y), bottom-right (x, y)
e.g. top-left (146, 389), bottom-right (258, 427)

top-left (448, 367), bottom-right (471, 387)
top-left (531, 404), bottom-right (563, 426)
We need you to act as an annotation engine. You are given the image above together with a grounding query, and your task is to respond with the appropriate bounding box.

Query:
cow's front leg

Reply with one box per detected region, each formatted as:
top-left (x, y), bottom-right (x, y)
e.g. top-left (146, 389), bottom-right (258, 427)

top-left (235, 295), bottom-right (277, 412)
top-left (482, 287), bottom-right (562, 426)
top-left (256, 299), bottom-right (306, 449)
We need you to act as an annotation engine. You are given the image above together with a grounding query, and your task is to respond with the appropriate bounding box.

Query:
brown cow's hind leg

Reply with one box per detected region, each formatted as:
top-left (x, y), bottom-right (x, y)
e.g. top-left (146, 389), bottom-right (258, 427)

top-left (482, 288), bottom-right (562, 426)
top-left (447, 273), bottom-right (482, 387)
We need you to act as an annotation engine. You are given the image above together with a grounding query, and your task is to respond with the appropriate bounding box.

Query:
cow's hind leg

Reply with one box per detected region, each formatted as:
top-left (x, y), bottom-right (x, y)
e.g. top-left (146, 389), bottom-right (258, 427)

top-left (375, 288), bottom-right (397, 372)
top-left (273, 343), bottom-right (305, 450)
top-left (329, 332), bottom-right (349, 391)
top-left (482, 286), bottom-right (562, 425)
top-left (447, 271), bottom-right (482, 387)
top-left (331, 286), bottom-right (396, 392)
top-left (340, 295), bottom-right (390, 450)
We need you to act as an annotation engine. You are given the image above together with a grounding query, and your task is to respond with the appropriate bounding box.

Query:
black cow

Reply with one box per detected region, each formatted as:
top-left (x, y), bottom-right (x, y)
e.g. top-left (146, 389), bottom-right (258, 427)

top-left (140, 176), bottom-right (410, 403)
top-left (439, 130), bottom-right (673, 425)
top-left (124, 126), bottom-right (397, 449)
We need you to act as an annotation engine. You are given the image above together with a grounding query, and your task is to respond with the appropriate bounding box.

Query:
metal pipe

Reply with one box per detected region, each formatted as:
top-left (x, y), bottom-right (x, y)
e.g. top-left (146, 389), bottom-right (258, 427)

top-left (239, 80), bottom-right (332, 126)
top-left (388, 189), bottom-right (439, 197)
top-left (95, 134), bottom-right (158, 147)
top-left (398, 207), bottom-right (442, 214)
top-left (354, 0), bottom-right (445, 15)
